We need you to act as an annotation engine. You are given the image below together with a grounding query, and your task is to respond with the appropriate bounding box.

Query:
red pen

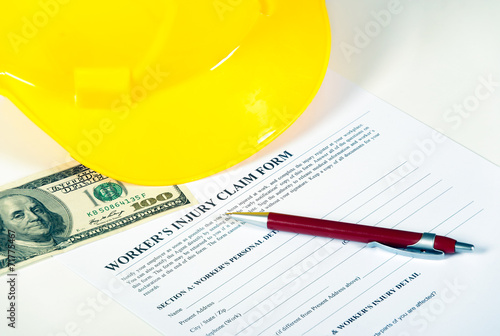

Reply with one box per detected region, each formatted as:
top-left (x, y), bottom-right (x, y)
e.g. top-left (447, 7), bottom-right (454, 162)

top-left (227, 212), bottom-right (474, 259)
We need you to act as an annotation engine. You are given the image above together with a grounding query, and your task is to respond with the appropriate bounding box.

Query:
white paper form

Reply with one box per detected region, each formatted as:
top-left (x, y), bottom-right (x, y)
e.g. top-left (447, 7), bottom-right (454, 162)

top-left (56, 71), bottom-right (500, 336)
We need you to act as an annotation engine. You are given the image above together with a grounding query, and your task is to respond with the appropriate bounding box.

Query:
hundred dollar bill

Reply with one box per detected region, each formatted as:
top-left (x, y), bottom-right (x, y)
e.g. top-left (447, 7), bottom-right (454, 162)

top-left (0, 161), bottom-right (197, 275)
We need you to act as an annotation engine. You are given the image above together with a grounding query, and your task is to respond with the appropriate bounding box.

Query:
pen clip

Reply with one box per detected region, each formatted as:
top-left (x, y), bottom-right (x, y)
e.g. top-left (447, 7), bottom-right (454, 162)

top-left (367, 233), bottom-right (445, 260)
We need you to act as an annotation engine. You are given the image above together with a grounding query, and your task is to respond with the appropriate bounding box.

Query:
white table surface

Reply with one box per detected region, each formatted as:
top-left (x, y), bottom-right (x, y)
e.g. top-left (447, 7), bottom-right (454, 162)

top-left (1, 1), bottom-right (499, 335)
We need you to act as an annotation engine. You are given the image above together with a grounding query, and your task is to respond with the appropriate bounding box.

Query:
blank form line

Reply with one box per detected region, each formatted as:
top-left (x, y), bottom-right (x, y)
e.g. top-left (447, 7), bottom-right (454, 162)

top-left (375, 180), bottom-right (442, 226)
top-left (362, 255), bottom-right (396, 279)
top-left (392, 186), bottom-right (452, 229)
top-left (339, 168), bottom-right (420, 221)
top-left (446, 209), bottom-right (484, 236)
top-left (236, 281), bottom-right (329, 335)
top-left (357, 173), bottom-right (431, 223)
top-left (227, 241), bottom-right (337, 310)
top-left (303, 258), bottom-right (413, 335)
top-left (429, 201), bottom-right (474, 232)
top-left (322, 162), bottom-right (410, 218)
top-left (219, 236), bottom-right (315, 303)
top-left (256, 287), bottom-right (331, 336)
top-left (187, 234), bottom-right (300, 309)
top-left (240, 244), bottom-right (333, 315)
top-left (248, 247), bottom-right (367, 334)
top-left (305, 247), bottom-right (367, 287)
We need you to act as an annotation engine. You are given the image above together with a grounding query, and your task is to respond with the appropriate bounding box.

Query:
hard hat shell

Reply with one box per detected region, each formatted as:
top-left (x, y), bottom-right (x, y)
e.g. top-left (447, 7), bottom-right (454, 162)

top-left (0, 0), bottom-right (331, 185)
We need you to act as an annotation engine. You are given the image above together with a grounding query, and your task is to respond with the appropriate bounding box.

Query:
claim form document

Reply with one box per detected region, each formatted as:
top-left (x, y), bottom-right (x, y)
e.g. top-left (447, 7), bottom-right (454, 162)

top-left (57, 71), bottom-right (500, 335)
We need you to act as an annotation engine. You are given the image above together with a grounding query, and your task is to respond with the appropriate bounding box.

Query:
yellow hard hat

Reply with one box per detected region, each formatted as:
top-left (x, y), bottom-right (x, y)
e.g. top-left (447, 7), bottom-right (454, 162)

top-left (0, 0), bottom-right (331, 185)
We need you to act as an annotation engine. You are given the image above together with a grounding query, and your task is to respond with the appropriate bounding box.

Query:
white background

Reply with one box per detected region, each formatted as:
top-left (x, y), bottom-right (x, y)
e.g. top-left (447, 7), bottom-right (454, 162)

top-left (1, 1), bottom-right (499, 335)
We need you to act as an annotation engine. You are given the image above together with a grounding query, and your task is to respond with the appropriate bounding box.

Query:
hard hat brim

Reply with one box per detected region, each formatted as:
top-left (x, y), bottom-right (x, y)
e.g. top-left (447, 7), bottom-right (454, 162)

top-left (1, 1), bottom-right (331, 186)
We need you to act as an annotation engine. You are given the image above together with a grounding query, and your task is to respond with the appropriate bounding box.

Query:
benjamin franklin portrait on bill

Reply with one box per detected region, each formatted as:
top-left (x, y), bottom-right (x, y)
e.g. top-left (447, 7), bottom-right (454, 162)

top-left (0, 190), bottom-right (71, 268)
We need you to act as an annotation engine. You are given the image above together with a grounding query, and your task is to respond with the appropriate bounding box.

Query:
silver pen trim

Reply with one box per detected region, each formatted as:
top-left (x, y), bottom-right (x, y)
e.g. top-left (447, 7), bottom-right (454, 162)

top-left (226, 212), bottom-right (269, 228)
top-left (455, 241), bottom-right (474, 253)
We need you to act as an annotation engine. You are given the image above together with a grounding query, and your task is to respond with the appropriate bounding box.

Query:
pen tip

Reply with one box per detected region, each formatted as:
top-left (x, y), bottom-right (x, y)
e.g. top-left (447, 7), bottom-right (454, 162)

top-left (455, 241), bottom-right (474, 253)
